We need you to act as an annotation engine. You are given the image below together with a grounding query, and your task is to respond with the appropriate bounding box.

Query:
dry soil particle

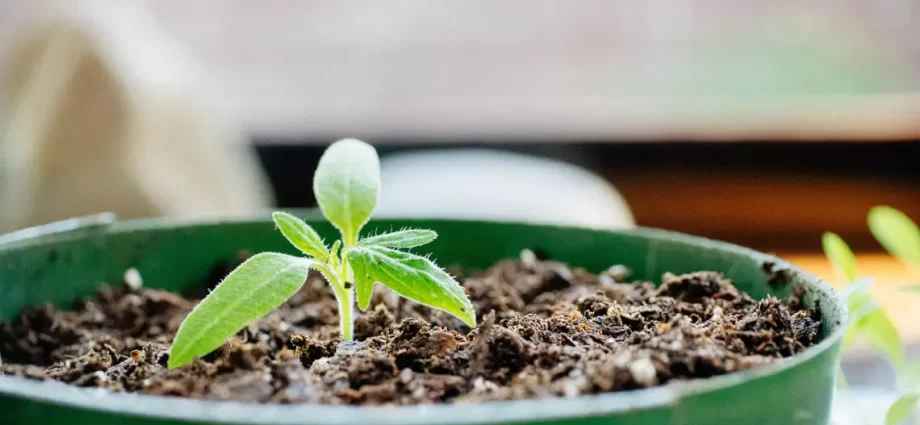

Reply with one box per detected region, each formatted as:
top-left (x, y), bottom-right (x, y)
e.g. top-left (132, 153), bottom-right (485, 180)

top-left (0, 253), bottom-right (820, 405)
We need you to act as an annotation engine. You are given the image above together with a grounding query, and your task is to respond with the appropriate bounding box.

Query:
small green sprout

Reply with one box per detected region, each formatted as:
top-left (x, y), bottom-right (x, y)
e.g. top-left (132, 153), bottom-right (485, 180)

top-left (824, 231), bottom-right (903, 366)
top-left (872, 206), bottom-right (920, 425)
top-left (167, 138), bottom-right (476, 369)
top-left (825, 206), bottom-right (920, 425)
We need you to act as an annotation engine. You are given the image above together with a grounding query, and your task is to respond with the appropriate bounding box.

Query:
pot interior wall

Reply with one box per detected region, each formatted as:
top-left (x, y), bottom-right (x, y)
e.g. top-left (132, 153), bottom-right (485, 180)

top-left (0, 217), bottom-right (841, 337)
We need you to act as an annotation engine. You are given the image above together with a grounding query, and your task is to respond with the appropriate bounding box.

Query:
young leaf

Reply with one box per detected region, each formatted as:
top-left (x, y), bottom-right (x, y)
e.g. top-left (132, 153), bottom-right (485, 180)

top-left (863, 309), bottom-right (906, 370)
top-left (272, 212), bottom-right (328, 259)
top-left (869, 206), bottom-right (920, 269)
top-left (886, 394), bottom-right (919, 425)
top-left (328, 240), bottom-right (342, 270)
top-left (313, 138), bottom-right (380, 246)
top-left (841, 278), bottom-right (882, 351)
top-left (841, 280), bottom-right (905, 369)
top-left (348, 246), bottom-right (476, 326)
top-left (822, 232), bottom-right (859, 282)
top-left (168, 253), bottom-right (311, 369)
top-left (842, 287), bottom-right (880, 350)
top-left (351, 253), bottom-right (375, 310)
top-left (358, 229), bottom-right (437, 249)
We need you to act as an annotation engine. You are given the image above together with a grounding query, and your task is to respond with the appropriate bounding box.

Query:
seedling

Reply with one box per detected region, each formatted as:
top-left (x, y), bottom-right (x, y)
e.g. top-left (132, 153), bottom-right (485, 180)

top-left (167, 138), bottom-right (476, 369)
top-left (824, 206), bottom-right (920, 425)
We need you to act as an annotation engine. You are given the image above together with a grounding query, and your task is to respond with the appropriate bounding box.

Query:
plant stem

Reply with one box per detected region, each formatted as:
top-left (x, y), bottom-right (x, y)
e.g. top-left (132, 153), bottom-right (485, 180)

top-left (337, 288), bottom-right (354, 340)
top-left (334, 253), bottom-right (356, 340)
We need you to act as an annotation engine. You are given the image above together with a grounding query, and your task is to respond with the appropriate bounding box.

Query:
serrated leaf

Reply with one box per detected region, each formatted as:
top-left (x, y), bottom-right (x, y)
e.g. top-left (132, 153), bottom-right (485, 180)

top-left (168, 253), bottom-right (311, 369)
top-left (348, 246), bottom-right (476, 326)
top-left (358, 229), bottom-right (437, 249)
top-left (313, 138), bottom-right (380, 246)
top-left (886, 394), bottom-right (919, 425)
top-left (822, 232), bottom-right (859, 282)
top-left (869, 206), bottom-right (920, 269)
top-left (272, 212), bottom-right (328, 259)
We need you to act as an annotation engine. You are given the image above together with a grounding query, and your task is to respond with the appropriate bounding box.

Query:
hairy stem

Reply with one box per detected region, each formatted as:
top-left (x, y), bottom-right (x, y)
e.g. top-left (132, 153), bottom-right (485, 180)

top-left (312, 258), bottom-right (354, 340)
top-left (336, 287), bottom-right (354, 340)
top-left (335, 250), bottom-right (356, 340)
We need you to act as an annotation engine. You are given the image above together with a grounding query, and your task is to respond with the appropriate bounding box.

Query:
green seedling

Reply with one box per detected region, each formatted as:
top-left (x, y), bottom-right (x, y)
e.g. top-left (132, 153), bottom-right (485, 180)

top-left (167, 138), bottom-right (476, 369)
top-left (823, 232), bottom-right (903, 367)
top-left (825, 206), bottom-right (920, 425)
top-left (871, 206), bottom-right (920, 425)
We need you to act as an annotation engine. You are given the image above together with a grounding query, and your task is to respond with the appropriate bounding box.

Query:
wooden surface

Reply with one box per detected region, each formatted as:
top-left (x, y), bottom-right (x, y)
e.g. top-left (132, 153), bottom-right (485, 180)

top-left (3, 1), bottom-right (920, 141)
top-left (606, 164), bottom-right (919, 252)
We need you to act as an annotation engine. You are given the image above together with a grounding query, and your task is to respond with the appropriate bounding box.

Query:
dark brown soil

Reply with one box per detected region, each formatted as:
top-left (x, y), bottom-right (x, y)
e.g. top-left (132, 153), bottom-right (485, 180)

top-left (0, 252), bottom-right (820, 405)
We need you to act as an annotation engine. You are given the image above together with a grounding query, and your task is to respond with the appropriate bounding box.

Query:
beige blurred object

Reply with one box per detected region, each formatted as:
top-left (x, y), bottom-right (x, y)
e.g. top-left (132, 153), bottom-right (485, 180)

top-left (0, 2), bottom-right (272, 233)
top-left (377, 149), bottom-right (635, 230)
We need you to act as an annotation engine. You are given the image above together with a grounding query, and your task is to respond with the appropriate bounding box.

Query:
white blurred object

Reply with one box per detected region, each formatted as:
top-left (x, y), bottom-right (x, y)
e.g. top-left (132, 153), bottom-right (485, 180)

top-left (0, 1), bottom-right (271, 233)
top-left (377, 149), bottom-right (634, 230)
top-left (830, 388), bottom-right (903, 425)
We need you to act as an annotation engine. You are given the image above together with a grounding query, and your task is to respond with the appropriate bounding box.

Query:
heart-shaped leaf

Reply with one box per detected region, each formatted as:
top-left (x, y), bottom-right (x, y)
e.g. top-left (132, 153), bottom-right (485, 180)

top-left (313, 138), bottom-right (380, 246)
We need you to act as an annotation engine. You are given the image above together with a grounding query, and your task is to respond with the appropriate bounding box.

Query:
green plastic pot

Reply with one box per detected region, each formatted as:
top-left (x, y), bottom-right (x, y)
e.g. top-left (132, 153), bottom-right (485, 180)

top-left (0, 213), bottom-right (845, 425)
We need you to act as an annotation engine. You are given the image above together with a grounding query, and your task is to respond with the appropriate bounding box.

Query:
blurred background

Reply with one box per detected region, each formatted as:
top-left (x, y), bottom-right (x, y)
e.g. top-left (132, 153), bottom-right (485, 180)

top-left (0, 1), bottom-right (918, 422)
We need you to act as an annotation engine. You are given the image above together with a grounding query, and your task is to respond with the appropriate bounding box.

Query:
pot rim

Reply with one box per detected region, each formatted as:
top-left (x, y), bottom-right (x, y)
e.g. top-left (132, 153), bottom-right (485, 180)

top-left (0, 215), bottom-right (847, 425)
